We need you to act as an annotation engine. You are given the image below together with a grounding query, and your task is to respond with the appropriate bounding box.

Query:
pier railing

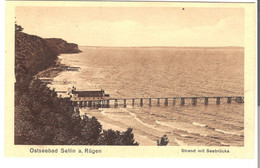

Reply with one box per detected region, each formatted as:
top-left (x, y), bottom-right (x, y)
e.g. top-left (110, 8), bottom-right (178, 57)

top-left (71, 96), bottom-right (244, 108)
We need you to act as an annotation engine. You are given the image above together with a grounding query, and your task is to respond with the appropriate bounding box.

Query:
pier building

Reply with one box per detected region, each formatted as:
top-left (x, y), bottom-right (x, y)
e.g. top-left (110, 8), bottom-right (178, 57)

top-left (70, 87), bottom-right (110, 101)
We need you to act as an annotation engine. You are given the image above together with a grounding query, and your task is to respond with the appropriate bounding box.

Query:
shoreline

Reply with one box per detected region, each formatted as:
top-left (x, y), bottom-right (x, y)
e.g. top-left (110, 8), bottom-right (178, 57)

top-left (34, 58), bottom-right (63, 79)
top-left (84, 108), bottom-right (178, 146)
top-left (86, 111), bottom-right (158, 146)
top-left (34, 57), bottom-right (80, 81)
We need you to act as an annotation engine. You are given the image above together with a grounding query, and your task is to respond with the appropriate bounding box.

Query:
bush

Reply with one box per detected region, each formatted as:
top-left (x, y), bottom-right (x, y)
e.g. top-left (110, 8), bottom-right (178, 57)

top-left (15, 23), bottom-right (23, 32)
top-left (98, 128), bottom-right (139, 145)
top-left (157, 135), bottom-right (169, 146)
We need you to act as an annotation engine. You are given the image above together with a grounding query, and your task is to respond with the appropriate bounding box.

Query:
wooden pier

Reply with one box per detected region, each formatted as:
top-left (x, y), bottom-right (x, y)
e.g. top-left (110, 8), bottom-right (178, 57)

top-left (71, 96), bottom-right (244, 108)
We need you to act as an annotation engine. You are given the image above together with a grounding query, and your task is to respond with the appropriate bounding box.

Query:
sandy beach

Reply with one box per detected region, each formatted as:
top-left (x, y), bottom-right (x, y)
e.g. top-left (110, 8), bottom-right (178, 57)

top-left (83, 108), bottom-right (169, 146)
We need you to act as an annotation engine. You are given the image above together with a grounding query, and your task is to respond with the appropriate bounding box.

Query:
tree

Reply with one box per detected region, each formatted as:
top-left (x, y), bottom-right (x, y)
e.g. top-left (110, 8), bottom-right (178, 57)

top-left (80, 116), bottom-right (102, 145)
top-left (15, 23), bottom-right (23, 32)
top-left (121, 128), bottom-right (139, 145)
top-left (98, 129), bottom-right (121, 145)
top-left (157, 135), bottom-right (169, 146)
top-left (98, 127), bottom-right (139, 145)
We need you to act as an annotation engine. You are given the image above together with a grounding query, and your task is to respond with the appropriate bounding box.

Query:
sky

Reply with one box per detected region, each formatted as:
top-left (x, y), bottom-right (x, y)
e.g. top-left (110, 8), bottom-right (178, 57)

top-left (16, 7), bottom-right (244, 47)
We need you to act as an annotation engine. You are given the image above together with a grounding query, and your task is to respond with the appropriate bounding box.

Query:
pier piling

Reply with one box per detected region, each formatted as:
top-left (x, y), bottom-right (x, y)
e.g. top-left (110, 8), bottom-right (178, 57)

top-left (164, 98), bottom-right (168, 106)
top-left (114, 99), bottom-right (118, 108)
top-left (173, 98), bottom-right (176, 105)
top-left (132, 99), bottom-right (135, 107)
top-left (157, 98), bottom-right (160, 106)
top-left (227, 97), bottom-right (232, 104)
top-left (180, 98), bottom-right (185, 106)
top-left (192, 98), bottom-right (197, 106)
top-left (123, 99), bottom-right (127, 108)
top-left (88, 101), bottom-right (92, 107)
top-left (101, 100), bottom-right (104, 107)
top-left (216, 97), bottom-right (220, 105)
top-left (140, 99), bottom-right (143, 107)
top-left (107, 100), bottom-right (110, 108)
top-left (149, 98), bottom-right (152, 107)
top-left (98, 100), bottom-right (101, 108)
top-left (204, 98), bottom-right (208, 105)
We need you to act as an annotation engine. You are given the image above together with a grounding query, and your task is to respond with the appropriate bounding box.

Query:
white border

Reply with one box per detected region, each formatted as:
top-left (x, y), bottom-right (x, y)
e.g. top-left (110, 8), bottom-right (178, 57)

top-left (1, 0), bottom-right (257, 168)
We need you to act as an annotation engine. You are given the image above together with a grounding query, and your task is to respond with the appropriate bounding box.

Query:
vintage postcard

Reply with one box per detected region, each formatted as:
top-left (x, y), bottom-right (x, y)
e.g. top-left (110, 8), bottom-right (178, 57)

top-left (5, 1), bottom-right (256, 158)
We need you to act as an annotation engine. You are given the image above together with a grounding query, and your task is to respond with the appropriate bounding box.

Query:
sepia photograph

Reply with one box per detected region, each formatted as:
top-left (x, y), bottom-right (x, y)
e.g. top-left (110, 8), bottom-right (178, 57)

top-left (4, 1), bottom-right (256, 158)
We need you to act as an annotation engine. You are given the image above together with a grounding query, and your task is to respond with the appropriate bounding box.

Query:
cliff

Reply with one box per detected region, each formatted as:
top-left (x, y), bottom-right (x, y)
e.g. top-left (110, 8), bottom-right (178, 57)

top-left (44, 38), bottom-right (81, 54)
top-left (15, 31), bottom-right (57, 80)
top-left (15, 31), bottom-right (81, 81)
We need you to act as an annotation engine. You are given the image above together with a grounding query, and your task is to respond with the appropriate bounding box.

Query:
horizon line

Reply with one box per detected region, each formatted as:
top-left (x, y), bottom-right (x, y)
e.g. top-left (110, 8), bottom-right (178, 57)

top-left (78, 45), bottom-right (244, 48)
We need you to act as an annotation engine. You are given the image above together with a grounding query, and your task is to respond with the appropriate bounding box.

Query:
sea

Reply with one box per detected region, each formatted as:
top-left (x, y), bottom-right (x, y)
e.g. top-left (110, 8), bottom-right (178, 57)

top-left (50, 46), bottom-right (244, 146)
